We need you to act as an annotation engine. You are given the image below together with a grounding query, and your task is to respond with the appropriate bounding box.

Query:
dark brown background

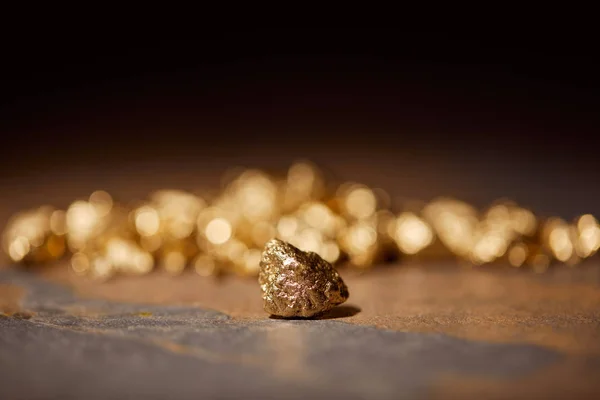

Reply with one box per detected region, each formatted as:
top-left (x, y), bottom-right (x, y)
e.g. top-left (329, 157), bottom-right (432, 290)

top-left (1, 30), bottom-right (599, 219)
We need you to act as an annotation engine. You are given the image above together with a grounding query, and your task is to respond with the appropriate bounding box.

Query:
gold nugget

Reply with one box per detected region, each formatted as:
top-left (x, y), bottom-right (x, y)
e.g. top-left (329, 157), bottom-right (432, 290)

top-left (259, 239), bottom-right (349, 318)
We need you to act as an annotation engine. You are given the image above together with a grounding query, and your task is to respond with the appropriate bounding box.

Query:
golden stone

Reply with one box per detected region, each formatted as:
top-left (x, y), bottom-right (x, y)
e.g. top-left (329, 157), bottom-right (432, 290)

top-left (259, 239), bottom-right (349, 318)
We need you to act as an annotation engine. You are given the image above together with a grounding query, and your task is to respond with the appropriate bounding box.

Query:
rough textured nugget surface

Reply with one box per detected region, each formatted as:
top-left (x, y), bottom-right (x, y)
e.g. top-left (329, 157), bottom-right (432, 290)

top-left (259, 239), bottom-right (349, 317)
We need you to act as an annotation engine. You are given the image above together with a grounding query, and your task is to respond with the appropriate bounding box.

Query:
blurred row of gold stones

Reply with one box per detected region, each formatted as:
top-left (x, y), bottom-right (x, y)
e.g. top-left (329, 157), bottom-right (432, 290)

top-left (3, 162), bottom-right (600, 280)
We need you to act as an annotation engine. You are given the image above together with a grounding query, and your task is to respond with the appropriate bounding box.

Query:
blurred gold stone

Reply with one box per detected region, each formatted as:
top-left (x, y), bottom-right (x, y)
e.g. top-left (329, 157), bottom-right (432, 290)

top-left (507, 242), bottom-right (528, 267)
top-left (259, 239), bottom-right (349, 318)
top-left (423, 198), bottom-right (478, 258)
top-left (239, 248), bottom-right (262, 276)
top-left (338, 220), bottom-right (380, 267)
top-left (543, 218), bottom-right (576, 263)
top-left (281, 161), bottom-right (326, 212)
top-left (531, 252), bottom-right (551, 273)
top-left (149, 190), bottom-right (205, 240)
top-left (575, 214), bottom-right (600, 258)
top-left (193, 254), bottom-right (219, 277)
top-left (89, 255), bottom-right (115, 281)
top-left (225, 169), bottom-right (279, 223)
top-left (65, 192), bottom-right (133, 254)
top-left (3, 207), bottom-right (66, 264)
top-left (71, 252), bottom-right (91, 275)
top-left (1, 161), bottom-right (596, 278)
top-left (162, 251), bottom-right (187, 275)
top-left (338, 183), bottom-right (378, 220)
top-left (103, 238), bottom-right (154, 275)
top-left (392, 212), bottom-right (434, 255)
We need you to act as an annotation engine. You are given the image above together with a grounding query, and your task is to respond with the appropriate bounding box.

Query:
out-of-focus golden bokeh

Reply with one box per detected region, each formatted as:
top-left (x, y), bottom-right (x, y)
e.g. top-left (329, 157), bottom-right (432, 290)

top-left (3, 161), bottom-right (599, 280)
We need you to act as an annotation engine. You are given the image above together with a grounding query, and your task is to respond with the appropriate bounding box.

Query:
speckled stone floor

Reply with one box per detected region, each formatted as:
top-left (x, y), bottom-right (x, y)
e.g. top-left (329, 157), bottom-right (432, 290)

top-left (2, 262), bottom-right (600, 400)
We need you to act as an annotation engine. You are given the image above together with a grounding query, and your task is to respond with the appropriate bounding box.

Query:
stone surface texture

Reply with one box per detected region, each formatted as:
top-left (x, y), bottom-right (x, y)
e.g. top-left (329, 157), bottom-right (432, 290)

top-left (1, 264), bottom-right (600, 399)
